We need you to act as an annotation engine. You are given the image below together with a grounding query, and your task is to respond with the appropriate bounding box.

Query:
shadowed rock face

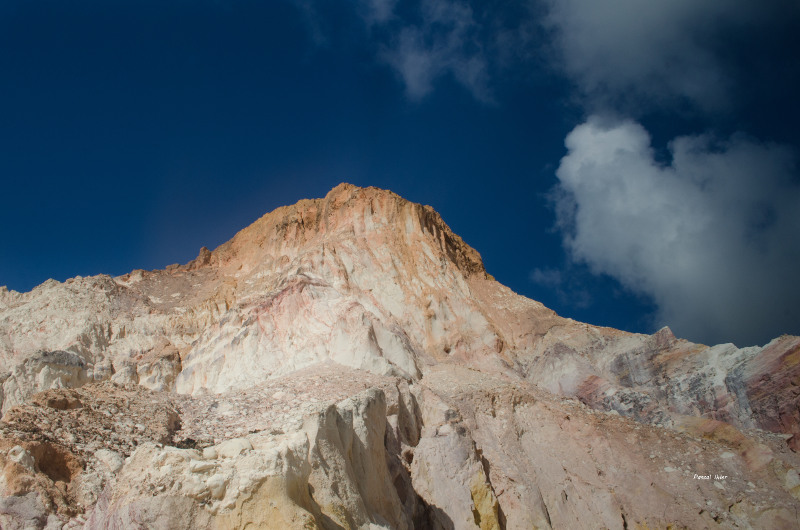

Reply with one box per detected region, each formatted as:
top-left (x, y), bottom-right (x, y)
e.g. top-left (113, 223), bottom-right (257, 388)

top-left (1, 183), bottom-right (799, 529)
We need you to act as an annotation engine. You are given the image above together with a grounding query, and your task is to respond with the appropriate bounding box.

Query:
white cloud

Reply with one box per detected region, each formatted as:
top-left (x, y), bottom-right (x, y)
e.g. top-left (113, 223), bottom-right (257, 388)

top-left (543, 0), bottom-right (757, 112)
top-left (376, 0), bottom-right (491, 101)
top-left (554, 117), bottom-right (800, 346)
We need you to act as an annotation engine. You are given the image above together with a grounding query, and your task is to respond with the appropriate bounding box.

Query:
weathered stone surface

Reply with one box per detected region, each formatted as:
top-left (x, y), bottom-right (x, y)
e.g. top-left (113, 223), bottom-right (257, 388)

top-left (1, 351), bottom-right (91, 415)
top-left (0, 183), bottom-right (798, 528)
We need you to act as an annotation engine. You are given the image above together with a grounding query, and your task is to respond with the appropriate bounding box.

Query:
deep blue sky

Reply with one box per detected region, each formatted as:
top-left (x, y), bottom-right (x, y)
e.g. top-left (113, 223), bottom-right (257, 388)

top-left (2, 0), bottom-right (798, 346)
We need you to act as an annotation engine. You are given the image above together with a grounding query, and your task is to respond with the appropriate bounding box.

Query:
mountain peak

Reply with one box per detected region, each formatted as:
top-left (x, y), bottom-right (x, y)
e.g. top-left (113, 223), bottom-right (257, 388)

top-left (1, 185), bottom-right (800, 528)
top-left (202, 183), bottom-right (486, 280)
top-left (324, 181), bottom-right (360, 198)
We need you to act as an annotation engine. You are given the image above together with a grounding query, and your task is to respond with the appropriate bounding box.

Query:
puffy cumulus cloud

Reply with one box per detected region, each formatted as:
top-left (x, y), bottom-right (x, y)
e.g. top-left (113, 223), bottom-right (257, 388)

top-left (376, 0), bottom-right (491, 101)
top-left (554, 117), bottom-right (800, 346)
top-left (543, 0), bottom-right (760, 112)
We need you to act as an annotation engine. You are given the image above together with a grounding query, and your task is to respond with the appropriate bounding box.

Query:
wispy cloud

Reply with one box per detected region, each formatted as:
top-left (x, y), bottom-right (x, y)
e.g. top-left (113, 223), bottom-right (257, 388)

top-left (552, 117), bottom-right (800, 345)
top-left (375, 0), bottom-right (491, 102)
top-left (290, 0), bottom-right (534, 103)
top-left (530, 267), bottom-right (562, 289)
top-left (359, 0), bottom-right (397, 27)
top-left (542, 0), bottom-right (759, 113)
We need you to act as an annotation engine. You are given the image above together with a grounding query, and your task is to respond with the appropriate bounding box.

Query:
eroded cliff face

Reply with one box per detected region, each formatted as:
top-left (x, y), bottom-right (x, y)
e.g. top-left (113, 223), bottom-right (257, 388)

top-left (1, 183), bottom-right (799, 529)
top-left (0, 184), bottom-right (502, 404)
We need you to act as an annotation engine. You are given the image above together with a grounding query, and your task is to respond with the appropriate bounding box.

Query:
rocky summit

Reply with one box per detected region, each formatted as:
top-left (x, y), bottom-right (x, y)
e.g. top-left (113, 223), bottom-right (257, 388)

top-left (1, 183), bottom-right (799, 529)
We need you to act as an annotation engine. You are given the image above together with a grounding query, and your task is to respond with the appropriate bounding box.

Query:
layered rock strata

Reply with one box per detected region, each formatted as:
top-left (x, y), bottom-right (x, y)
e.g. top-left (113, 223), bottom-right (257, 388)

top-left (0, 183), bottom-right (798, 528)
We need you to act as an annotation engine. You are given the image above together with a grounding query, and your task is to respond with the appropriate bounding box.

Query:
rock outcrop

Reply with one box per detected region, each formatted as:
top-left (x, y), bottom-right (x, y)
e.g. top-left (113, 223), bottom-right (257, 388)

top-left (1, 183), bottom-right (799, 528)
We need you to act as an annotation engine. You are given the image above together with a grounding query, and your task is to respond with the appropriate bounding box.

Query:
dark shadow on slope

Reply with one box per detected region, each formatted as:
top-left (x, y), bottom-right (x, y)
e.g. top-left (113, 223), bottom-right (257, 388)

top-left (384, 417), bottom-right (455, 530)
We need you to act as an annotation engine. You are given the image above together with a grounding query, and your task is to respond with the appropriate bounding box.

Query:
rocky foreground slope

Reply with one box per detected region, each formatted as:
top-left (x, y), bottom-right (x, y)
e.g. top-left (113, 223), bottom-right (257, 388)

top-left (1, 183), bottom-right (799, 529)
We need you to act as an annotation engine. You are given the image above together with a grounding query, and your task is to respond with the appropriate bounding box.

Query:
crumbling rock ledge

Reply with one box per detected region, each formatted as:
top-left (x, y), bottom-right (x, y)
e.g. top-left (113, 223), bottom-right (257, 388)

top-left (2, 364), bottom-right (800, 529)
